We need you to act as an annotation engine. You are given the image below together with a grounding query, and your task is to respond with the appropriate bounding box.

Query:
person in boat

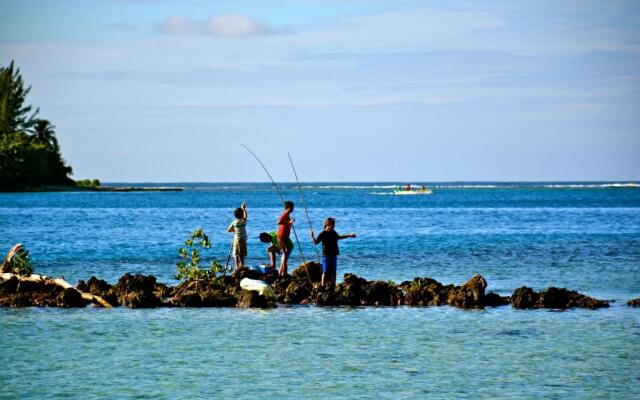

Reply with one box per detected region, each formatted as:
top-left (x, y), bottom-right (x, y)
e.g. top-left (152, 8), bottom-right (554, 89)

top-left (310, 217), bottom-right (357, 287)
top-left (227, 202), bottom-right (248, 270)
top-left (277, 201), bottom-right (295, 276)
top-left (258, 232), bottom-right (294, 270)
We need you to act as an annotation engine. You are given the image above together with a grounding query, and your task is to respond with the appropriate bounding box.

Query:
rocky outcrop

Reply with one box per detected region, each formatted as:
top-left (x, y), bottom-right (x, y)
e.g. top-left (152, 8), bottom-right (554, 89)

top-left (0, 276), bottom-right (87, 308)
top-left (292, 262), bottom-right (322, 283)
top-left (77, 276), bottom-right (117, 306)
top-left (236, 290), bottom-right (275, 308)
top-left (511, 286), bottom-right (609, 309)
top-left (0, 263), bottom-right (612, 310)
top-left (628, 297), bottom-right (640, 307)
top-left (109, 273), bottom-right (162, 308)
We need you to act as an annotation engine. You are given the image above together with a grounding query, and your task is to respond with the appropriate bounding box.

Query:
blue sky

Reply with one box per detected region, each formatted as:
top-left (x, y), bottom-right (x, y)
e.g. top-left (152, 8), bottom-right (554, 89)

top-left (1, 0), bottom-right (639, 182)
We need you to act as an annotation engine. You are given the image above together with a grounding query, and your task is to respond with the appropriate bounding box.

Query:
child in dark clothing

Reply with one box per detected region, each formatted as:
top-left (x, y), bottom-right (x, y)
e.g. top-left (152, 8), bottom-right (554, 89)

top-left (310, 217), bottom-right (356, 287)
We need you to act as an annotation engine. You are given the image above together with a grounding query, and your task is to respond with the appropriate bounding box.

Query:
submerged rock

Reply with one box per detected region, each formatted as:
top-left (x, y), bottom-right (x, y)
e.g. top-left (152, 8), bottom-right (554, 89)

top-left (511, 286), bottom-right (608, 309)
top-left (628, 297), bottom-right (640, 307)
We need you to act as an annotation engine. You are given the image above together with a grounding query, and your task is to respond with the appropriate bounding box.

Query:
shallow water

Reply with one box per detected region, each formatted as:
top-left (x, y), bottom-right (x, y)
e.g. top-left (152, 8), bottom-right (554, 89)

top-left (1, 182), bottom-right (639, 398)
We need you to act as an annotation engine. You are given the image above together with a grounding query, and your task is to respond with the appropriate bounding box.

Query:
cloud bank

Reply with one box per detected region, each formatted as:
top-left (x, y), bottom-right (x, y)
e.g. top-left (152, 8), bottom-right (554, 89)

top-left (158, 14), bottom-right (276, 37)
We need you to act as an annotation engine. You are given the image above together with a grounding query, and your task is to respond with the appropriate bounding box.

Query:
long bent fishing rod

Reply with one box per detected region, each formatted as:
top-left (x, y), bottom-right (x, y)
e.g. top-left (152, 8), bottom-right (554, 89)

top-left (240, 144), bottom-right (311, 276)
top-left (288, 152), bottom-right (320, 263)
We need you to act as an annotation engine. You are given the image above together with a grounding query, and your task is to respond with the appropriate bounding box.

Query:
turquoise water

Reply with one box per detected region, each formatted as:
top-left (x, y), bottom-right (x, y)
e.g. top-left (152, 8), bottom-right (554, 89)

top-left (1, 183), bottom-right (640, 398)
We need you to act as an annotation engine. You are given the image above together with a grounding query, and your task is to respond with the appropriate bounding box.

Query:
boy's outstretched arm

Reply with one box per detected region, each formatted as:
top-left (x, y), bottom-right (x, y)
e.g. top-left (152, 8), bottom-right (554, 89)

top-left (338, 233), bottom-right (357, 240)
top-left (242, 201), bottom-right (247, 220)
top-left (310, 229), bottom-right (320, 245)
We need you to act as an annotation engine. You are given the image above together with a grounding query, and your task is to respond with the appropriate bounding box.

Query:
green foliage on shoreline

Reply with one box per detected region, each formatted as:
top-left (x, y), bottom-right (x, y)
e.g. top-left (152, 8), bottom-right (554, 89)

top-left (76, 179), bottom-right (101, 188)
top-left (1, 61), bottom-right (75, 190)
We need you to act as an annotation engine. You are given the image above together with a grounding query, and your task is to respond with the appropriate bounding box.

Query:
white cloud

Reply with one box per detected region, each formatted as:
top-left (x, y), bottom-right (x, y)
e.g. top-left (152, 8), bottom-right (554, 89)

top-left (157, 14), bottom-right (275, 37)
top-left (158, 16), bottom-right (200, 35)
top-left (206, 14), bottom-right (273, 37)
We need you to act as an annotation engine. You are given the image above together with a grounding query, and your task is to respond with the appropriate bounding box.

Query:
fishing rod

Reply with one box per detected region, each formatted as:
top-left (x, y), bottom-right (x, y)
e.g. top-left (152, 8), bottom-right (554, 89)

top-left (288, 152), bottom-right (321, 263)
top-left (241, 145), bottom-right (312, 281)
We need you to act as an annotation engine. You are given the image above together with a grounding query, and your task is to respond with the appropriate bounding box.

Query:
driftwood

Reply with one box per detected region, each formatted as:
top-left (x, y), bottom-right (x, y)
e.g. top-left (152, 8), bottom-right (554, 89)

top-left (0, 272), bottom-right (113, 308)
top-left (1, 244), bottom-right (112, 308)
top-left (1, 243), bottom-right (23, 273)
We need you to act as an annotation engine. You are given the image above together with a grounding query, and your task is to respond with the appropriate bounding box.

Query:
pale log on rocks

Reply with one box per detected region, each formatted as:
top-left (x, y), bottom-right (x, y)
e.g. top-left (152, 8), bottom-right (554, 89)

top-left (0, 272), bottom-right (112, 308)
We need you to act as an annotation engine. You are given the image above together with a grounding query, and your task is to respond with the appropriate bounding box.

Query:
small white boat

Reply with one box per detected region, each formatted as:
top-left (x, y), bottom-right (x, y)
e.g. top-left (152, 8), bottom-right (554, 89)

top-left (393, 185), bottom-right (432, 195)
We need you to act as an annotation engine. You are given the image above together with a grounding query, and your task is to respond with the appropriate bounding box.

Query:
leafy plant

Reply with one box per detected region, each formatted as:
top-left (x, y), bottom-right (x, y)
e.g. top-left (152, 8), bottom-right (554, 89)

top-left (175, 228), bottom-right (227, 288)
top-left (9, 247), bottom-right (33, 276)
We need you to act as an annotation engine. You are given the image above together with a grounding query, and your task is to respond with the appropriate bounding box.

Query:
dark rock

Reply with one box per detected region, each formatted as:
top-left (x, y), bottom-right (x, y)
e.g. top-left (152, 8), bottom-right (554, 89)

top-left (77, 276), bottom-right (118, 306)
top-left (55, 288), bottom-right (87, 308)
top-left (272, 275), bottom-right (292, 302)
top-left (511, 286), bottom-right (540, 308)
top-left (447, 274), bottom-right (487, 308)
top-left (284, 276), bottom-right (312, 304)
top-left (511, 286), bottom-right (608, 309)
top-left (201, 290), bottom-right (237, 307)
top-left (312, 284), bottom-right (336, 306)
top-left (539, 287), bottom-right (608, 309)
top-left (236, 290), bottom-right (274, 308)
top-left (400, 277), bottom-right (452, 306)
top-left (259, 268), bottom-right (280, 285)
top-left (484, 292), bottom-right (510, 307)
top-left (173, 291), bottom-right (203, 307)
top-left (109, 273), bottom-right (161, 308)
top-left (628, 297), bottom-right (640, 307)
top-left (335, 273), bottom-right (368, 306)
top-left (232, 267), bottom-right (262, 283)
top-left (362, 281), bottom-right (403, 306)
top-left (292, 262), bottom-right (322, 283)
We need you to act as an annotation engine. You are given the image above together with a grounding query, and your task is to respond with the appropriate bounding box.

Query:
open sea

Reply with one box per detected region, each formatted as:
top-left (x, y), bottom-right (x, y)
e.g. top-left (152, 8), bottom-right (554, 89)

top-left (1, 182), bottom-right (639, 399)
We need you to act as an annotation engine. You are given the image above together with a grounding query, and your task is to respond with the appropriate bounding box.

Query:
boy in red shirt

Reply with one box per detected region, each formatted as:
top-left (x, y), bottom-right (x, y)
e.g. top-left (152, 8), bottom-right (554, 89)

top-left (277, 201), bottom-right (295, 276)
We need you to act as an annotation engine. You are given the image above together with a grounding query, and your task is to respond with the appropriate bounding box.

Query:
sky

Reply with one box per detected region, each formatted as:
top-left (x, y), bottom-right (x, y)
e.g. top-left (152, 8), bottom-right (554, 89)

top-left (1, 0), bottom-right (639, 182)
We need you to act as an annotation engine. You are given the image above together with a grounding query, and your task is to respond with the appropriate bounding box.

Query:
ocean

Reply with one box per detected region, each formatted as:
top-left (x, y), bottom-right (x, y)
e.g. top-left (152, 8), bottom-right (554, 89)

top-left (1, 182), bottom-right (639, 399)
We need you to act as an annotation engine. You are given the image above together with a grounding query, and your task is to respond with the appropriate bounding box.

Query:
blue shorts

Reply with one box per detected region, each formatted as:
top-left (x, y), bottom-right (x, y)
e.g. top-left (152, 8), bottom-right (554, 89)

top-left (322, 255), bottom-right (337, 275)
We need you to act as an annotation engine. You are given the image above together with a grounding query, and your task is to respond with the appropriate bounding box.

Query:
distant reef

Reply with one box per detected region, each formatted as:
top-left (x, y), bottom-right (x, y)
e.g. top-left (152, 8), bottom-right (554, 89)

top-left (0, 262), bottom-right (617, 310)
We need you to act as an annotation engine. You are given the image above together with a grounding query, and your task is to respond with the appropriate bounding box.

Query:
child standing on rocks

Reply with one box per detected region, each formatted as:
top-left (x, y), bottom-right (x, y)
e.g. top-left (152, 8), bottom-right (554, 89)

top-left (311, 217), bottom-right (356, 287)
top-left (227, 202), bottom-right (248, 270)
top-left (277, 201), bottom-right (295, 276)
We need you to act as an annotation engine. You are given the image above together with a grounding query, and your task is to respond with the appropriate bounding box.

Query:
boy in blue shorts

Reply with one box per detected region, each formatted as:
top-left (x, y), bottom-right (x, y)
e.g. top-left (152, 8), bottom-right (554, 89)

top-left (310, 217), bottom-right (356, 287)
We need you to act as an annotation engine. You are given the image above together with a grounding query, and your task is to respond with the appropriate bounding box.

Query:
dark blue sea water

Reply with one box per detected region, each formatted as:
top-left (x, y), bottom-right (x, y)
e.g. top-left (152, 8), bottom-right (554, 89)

top-left (1, 182), bottom-right (639, 399)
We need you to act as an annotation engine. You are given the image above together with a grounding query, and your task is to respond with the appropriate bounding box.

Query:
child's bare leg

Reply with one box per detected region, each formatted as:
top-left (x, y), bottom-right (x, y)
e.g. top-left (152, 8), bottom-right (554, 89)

top-left (321, 273), bottom-right (326, 287)
top-left (268, 250), bottom-right (276, 268)
top-left (279, 249), bottom-right (290, 276)
top-left (233, 255), bottom-right (240, 270)
top-left (239, 255), bottom-right (245, 268)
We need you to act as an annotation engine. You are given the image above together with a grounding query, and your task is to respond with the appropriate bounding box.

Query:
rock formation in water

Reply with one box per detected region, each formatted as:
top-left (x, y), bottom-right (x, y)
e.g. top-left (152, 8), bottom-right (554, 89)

top-left (0, 261), bottom-right (618, 310)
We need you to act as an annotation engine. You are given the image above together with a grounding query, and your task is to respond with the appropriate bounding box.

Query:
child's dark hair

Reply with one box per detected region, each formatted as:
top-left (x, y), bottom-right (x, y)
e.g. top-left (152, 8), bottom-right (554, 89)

top-left (234, 207), bottom-right (244, 219)
top-left (284, 200), bottom-right (294, 210)
top-left (259, 232), bottom-right (271, 243)
top-left (324, 217), bottom-right (336, 227)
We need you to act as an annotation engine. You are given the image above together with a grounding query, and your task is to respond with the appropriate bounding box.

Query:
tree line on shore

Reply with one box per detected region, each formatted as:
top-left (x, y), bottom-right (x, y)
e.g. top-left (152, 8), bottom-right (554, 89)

top-left (0, 61), bottom-right (76, 190)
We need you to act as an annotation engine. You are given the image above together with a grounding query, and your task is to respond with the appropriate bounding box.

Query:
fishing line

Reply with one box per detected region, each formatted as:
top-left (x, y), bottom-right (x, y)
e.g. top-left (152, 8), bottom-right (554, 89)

top-left (241, 145), bottom-right (312, 284)
top-left (288, 152), bottom-right (321, 263)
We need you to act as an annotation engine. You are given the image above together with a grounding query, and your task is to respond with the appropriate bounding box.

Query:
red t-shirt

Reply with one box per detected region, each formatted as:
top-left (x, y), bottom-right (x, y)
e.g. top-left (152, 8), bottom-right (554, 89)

top-left (277, 210), bottom-right (291, 239)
